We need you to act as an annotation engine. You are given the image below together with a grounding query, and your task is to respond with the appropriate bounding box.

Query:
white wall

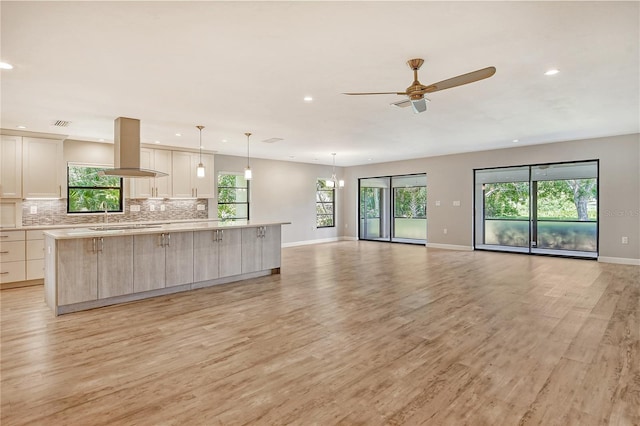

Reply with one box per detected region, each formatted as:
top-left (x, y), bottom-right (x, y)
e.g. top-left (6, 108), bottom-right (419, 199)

top-left (342, 133), bottom-right (640, 263)
top-left (214, 154), bottom-right (342, 245)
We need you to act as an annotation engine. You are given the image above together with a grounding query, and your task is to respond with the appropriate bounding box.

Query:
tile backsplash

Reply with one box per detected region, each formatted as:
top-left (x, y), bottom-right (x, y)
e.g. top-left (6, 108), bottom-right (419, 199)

top-left (22, 198), bottom-right (209, 226)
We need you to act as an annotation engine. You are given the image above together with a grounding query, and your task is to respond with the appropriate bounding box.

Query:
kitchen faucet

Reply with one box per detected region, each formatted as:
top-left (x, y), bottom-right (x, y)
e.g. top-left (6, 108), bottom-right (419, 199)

top-left (100, 201), bottom-right (108, 225)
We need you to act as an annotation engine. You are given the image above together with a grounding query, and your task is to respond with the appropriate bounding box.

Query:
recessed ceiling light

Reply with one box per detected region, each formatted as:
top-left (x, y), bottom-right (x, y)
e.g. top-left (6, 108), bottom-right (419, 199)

top-left (288, 156), bottom-right (295, 159)
top-left (367, 158), bottom-right (373, 161)
top-left (16, 125), bottom-right (26, 129)
top-left (99, 138), bottom-right (105, 142)
top-left (512, 139), bottom-right (519, 143)
top-left (544, 69), bottom-right (559, 76)
top-left (175, 133), bottom-right (182, 137)
top-left (154, 140), bottom-right (160, 144)
top-left (0, 62), bottom-right (13, 70)
top-left (221, 139), bottom-right (228, 143)
top-left (303, 96), bottom-right (313, 102)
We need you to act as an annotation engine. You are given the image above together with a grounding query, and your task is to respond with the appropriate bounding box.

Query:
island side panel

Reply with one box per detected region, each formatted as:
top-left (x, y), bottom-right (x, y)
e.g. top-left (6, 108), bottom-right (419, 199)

top-left (43, 235), bottom-right (57, 313)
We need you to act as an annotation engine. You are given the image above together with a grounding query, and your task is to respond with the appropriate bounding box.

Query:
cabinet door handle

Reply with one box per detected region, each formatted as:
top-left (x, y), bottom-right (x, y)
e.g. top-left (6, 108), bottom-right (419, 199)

top-left (59, 185), bottom-right (62, 197)
top-left (0, 272), bottom-right (9, 275)
top-left (0, 251), bottom-right (9, 254)
top-left (99, 237), bottom-right (104, 252)
top-left (160, 233), bottom-right (165, 247)
top-left (166, 233), bottom-right (171, 247)
top-left (92, 238), bottom-right (97, 253)
top-left (195, 188), bottom-right (198, 198)
top-left (1, 235), bottom-right (9, 238)
top-left (220, 230), bottom-right (223, 242)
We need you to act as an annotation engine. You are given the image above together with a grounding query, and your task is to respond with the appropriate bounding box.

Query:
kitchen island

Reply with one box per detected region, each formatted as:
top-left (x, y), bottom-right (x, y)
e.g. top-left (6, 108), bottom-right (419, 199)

top-left (44, 221), bottom-right (288, 315)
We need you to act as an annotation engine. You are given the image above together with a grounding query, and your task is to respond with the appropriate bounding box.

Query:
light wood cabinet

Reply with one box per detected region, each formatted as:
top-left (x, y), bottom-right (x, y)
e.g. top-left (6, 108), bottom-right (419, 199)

top-left (171, 151), bottom-right (214, 198)
top-left (0, 135), bottom-right (22, 198)
top-left (133, 231), bottom-right (193, 292)
top-left (26, 230), bottom-right (45, 280)
top-left (193, 228), bottom-right (241, 282)
top-left (22, 137), bottom-right (63, 198)
top-left (57, 236), bottom-right (133, 305)
top-left (130, 148), bottom-right (172, 198)
top-left (241, 225), bottom-right (281, 273)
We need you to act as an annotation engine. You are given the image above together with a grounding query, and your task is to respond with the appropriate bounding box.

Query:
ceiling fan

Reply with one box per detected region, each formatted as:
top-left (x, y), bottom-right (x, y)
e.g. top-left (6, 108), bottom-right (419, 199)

top-left (344, 59), bottom-right (496, 113)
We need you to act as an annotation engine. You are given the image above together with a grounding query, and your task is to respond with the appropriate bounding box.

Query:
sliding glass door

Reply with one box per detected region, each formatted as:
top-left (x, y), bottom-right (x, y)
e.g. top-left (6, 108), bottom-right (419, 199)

top-left (475, 161), bottom-right (598, 258)
top-left (359, 174), bottom-right (426, 244)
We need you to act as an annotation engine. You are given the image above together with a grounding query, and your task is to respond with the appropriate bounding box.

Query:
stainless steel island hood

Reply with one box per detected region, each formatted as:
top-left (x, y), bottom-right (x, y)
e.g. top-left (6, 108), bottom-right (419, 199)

top-left (100, 117), bottom-right (168, 178)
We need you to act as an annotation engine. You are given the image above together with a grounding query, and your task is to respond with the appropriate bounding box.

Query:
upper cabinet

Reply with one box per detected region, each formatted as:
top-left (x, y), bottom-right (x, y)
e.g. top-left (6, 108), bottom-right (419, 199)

top-left (22, 137), bottom-right (63, 198)
top-left (130, 148), bottom-right (172, 198)
top-left (171, 151), bottom-right (214, 198)
top-left (0, 135), bottom-right (23, 198)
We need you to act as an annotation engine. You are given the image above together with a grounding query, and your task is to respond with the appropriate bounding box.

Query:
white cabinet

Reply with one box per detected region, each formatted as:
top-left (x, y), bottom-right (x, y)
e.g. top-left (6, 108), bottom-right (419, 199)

top-left (130, 148), bottom-right (172, 198)
top-left (0, 230), bottom-right (26, 284)
top-left (193, 228), bottom-right (242, 282)
top-left (133, 231), bottom-right (193, 292)
top-left (26, 230), bottom-right (45, 280)
top-left (22, 137), bottom-right (63, 198)
top-left (171, 151), bottom-right (214, 198)
top-left (57, 235), bottom-right (133, 305)
top-left (241, 225), bottom-right (281, 274)
top-left (0, 135), bottom-right (22, 198)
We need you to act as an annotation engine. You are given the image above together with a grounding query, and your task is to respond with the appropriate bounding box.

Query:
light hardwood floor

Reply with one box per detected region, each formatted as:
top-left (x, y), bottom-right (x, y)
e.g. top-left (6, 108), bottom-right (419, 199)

top-left (1, 241), bottom-right (638, 425)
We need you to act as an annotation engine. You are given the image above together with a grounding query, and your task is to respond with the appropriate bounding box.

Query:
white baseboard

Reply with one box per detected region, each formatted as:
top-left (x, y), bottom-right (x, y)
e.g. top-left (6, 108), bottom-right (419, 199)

top-left (341, 236), bottom-right (358, 241)
top-left (282, 237), bottom-right (341, 248)
top-left (597, 256), bottom-right (640, 266)
top-left (425, 243), bottom-right (474, 251)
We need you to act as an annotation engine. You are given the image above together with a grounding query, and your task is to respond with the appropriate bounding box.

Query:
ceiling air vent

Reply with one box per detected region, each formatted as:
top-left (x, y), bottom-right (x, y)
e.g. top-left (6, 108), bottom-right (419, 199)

top-left (262, 137), bottom-right (283, 144)
top-left (53, 120), bottom-right (71, 127)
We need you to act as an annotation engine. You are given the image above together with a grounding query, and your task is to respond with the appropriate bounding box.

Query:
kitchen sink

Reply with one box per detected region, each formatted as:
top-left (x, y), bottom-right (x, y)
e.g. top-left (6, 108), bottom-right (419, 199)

top-left (89, 224), bottom-right (163, 231)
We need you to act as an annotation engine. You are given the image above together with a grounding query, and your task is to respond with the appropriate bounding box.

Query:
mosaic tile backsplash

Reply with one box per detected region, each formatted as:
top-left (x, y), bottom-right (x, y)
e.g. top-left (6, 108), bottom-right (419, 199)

top-left (22, 199), bottom-right (209, 226)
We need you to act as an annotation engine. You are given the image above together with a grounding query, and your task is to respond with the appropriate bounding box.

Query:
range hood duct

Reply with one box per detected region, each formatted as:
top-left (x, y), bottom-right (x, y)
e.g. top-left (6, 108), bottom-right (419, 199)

top-left (100, 117), bottom-right (168, 178)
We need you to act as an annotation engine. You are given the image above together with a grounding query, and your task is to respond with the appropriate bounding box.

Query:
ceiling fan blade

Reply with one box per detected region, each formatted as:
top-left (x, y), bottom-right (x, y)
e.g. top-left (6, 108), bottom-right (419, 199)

top-left (418, 66), bottom-right (496, 94)
top-left (411, 98), bottom-right (428, 114)
top-left (343, 91), bottom-right (406, 96)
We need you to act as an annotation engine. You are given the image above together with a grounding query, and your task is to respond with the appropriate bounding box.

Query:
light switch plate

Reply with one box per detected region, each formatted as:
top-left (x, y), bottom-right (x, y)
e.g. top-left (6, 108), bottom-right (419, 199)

top-left (30, 206), bottom-right (38, 214)
top-left (160, 205), bottom-right (166, 211)
top-left (130, 205), bottom-right (140, 212)
top-left (435, 200), bottom-right (441, 206)
top-left (197, 204), bottom-right (205, 211)
top-left (149, 205), bottom-right (155, 211)
top-left (453, 200), bottom-right (461, 207)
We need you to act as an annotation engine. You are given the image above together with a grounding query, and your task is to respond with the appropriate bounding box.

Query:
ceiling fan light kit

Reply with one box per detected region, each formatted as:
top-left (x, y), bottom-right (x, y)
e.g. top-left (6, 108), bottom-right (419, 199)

top-left (345, 58), bottom-right (496, 114)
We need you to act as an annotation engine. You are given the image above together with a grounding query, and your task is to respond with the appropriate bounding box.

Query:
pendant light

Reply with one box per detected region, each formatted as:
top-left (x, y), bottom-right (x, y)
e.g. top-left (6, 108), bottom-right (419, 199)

top-left (326, 153), bottom-right (344, 188)
top-left (196, 125), bottom-right (205, 178)
top-left (244, 132), bottom-right (252, 180)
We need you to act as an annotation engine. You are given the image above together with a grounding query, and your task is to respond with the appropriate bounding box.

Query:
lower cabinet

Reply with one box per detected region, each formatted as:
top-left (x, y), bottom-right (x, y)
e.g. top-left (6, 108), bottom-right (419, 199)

top-left (133, 232), bottom-right (194, 292)
top-left (241, 225), bottom-right (281, 274)
top-left (193, 228), bottom-right (242, 282)
top-left (57, 236), bottom-right (133, 305)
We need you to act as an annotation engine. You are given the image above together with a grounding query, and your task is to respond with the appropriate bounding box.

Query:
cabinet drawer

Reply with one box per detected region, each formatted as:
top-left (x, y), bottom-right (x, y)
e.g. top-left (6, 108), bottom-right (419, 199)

top-left (0, 261), bottom-right (26, 283)
top-left (26, 240), bottom-right (45, 260)
top-left (0, 241), bottom-right (26, 262)
top-left (0, 230), bottom-right (25, 242)
top-left (26, 230), bottom-right (45, 241)
top-left (26, 259), bottom-right (44, 280)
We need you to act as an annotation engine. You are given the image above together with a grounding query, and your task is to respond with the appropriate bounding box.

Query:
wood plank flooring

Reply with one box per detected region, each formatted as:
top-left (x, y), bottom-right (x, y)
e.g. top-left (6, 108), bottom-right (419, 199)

top-left (1, 241), bottom-right (638, 425)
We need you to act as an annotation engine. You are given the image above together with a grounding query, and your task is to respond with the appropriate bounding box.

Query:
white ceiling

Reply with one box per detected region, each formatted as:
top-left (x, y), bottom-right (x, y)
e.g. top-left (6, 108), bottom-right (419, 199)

top-left (1, 1), bottom-right (638, 167)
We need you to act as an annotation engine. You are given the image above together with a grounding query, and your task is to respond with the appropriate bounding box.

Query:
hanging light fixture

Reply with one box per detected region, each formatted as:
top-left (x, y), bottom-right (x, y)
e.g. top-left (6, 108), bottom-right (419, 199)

top-left (196, 125), bottom-right (205, 178)
top-left (326, 153), bottom-right (344, 188)
top-left (244, 132), bottom-right (252, 180)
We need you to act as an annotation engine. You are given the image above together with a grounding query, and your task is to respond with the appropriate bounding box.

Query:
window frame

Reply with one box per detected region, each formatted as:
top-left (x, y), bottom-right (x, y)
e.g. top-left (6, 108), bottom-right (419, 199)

top-left (316, 178), bottom-right (335, 228)
top-left (66, 163), bottom-right (123, 214)
top-left (217, 172), bottom-right (250, 220)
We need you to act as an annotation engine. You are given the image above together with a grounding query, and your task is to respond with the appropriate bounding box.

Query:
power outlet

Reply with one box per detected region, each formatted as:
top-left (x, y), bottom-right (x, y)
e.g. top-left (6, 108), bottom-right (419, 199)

top-left (453, 200), bottom-right (461, 207)
top-left (443, 228), bottom-right (448, 234)
top-left (129, 205), bottom-right (140, 212)
top-left (160, 205), bottom-right (166, 211)
top-left (621, 236), bottom-right (629, 244)
top-left (149, 205), bottom-right (155, 212)
top-left (30, 206), bottom-right (37, 214)
top-left (435, 200), bottom-right (441, 206)
top-left (197, 204), bottom-right (205, 211)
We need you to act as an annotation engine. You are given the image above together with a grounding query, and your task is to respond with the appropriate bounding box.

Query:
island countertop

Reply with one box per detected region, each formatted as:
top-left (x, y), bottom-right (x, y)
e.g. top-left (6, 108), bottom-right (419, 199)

top-left (43, 220), bottom-right (290, 239)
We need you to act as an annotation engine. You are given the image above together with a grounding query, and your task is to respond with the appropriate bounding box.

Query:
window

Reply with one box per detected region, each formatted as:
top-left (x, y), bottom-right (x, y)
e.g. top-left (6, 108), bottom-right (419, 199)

top-left (67, 164), bottom-right (123, 213)
top-left (316, 179), bottom-right (335, 227)
top-left (218, 173), bottom-right (249, 220)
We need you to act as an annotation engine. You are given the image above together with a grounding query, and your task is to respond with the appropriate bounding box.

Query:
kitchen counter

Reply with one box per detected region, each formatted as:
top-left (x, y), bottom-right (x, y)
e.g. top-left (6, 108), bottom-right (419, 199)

top-left (0, 218), bottom-right (224, 232)
top-left (44, 221), bottom-right (289, 315)
top-left (43, 220), bottom-right (290, 239)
